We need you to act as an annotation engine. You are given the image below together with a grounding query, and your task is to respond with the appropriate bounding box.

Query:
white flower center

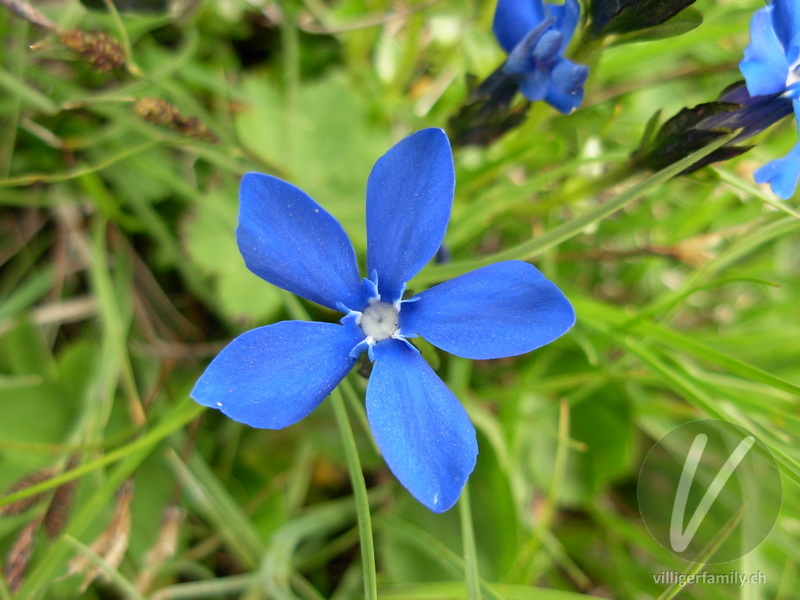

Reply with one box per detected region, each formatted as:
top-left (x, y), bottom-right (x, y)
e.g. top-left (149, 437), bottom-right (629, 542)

top-left (359, 302), bottom-right (399, 342)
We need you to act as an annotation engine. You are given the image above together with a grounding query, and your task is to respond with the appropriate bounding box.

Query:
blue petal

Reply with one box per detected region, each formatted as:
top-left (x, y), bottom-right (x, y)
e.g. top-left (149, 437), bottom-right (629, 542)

top-left (755, 141), bottom-right (800, 199)
top-left (754, 98), bottom-right (800, 199)
top-left (505, 18), bottom-right (557, 77)
top-left (550, 0), bottom-right (581, 52)
top-left (191, 320), bottom-right (362, 429)
top-left (238, 173), bottom-right (363, 311)
top-left (772, 0), bottom-right (800, 50)
top-left (366, 129), bottom-right (454, 304)
top-left (518, 69), bottom-right (551, 102)
top-left (400, 261), bottom-right (575, 360)
top-left (493, 0), bottom-right (547, 54)
top-left (367, 340), bottom-right (477, 513)
top-left (532, 29), bottom-right (564, 67)
top-left (544, 58), bottom-right (589, 114)
top-left (741, 6), bottom-right (790, 97)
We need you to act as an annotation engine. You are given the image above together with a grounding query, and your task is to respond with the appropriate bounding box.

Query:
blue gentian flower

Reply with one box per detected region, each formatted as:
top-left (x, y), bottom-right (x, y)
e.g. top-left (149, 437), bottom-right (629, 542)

top-left (740, 0), bottom-right (800, 198)
top-left (191, 129), bottom-right (575, 513)
top-left (493, 0), bottom-right (589, 113)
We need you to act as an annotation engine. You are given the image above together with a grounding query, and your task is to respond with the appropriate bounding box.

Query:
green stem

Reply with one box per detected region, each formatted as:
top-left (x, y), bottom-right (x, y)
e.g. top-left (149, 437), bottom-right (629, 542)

top-left (100, 0), bottom-right (143, 76)
top-left (459, 483), bottom-right (481, 600)
top-left (63, 536), bottom-right (148, 600)
top-left (341, 375), bottom-right (378, 453)
top-left (282, 293), bottom-right (376, 598)
top-left (330, 388), bottom-right (378, 600)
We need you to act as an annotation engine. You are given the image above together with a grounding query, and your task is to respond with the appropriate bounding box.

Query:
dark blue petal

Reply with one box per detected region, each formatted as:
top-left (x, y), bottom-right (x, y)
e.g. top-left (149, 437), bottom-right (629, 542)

top-left (400, 261), bottom-right (575, 360)
top-left (735, 95), bottom-right (794, 139)
top-left (707, 84), bottom-right (794, 141)
top-left (237, 173), bottom-right (362, 311)
top-left (792, 94), bottom-right (800, 125)
top-left (501, 13), bottom-right (587, 112)
top-left (505, 18), bottom-right (557, 76)
top-left (493, 0), bottom-right (547, 54)
top-left (518, 70), bottom-right (551, 102)
top-left (367, 340), bottom-right (477, 513)
top-left (550, 0), bottom-right (581, 52)
top-left (741, 6), bottom-right (790, 97)
top-left (544, 58), bottom-right (589, 114)
top-left (718, 83), bottom-right (754, 106)
top-left (366, 129), bottom-right (454, 304)
top-left (532, 29), bottom-right (564, 67)
top-left (191, 320), bottom-right (362, 429)
top-left (772, 0), bottom-right (800, 50)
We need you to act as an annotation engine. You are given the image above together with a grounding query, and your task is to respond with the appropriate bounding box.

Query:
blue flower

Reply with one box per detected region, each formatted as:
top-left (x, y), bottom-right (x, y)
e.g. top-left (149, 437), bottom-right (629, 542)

top-left (191, 129), bottom-right (575, 513)
top-left (493, 0), bottom-right (589, 113)
top-left (740, 0), bottom-right (800, 198)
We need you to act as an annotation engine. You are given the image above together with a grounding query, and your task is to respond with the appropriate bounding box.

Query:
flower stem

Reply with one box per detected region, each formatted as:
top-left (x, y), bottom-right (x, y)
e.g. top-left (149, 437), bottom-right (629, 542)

top-left (459, 482), bottom-right (481, 600)
top-left (100, 0), bottom-right (143, 76)
top-left (330, 388), bottom-right (378, 600)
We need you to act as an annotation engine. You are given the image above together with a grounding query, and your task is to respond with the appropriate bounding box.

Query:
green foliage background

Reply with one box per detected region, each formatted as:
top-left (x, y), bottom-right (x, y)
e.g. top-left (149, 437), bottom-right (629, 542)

top-left (0, 0), bottom-right (798, 598)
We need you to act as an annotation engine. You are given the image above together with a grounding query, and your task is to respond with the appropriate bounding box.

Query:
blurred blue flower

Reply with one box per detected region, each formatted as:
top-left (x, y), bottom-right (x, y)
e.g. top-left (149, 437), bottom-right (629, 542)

top-left (740, 0), bottom-right (800, 198)
top-left (192, 128), bottom-right (575, 513)
top-left (493, 0), bottom-right (589, 113)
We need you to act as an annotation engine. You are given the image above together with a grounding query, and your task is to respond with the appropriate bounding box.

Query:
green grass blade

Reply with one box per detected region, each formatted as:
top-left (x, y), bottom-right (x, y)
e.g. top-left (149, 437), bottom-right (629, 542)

top-left (413, 132), bottom-right (737, 285)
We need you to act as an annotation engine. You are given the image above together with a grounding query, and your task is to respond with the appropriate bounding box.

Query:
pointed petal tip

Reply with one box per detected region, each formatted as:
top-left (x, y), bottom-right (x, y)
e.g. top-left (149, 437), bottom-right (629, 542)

top-left (366, 129), bottom-right (455, 303)
top-left (367, 341), bottom-right (477, 513)
top-left (191, 321), bottom-right (361, 430)
top-left (411, 126), bottom-right (451, 145)
top-left (236, 172), bottom-right (362, 311)
top-left (401, 261), bottom-right (575, 360)
top-left (409, 455), bottom-right (477, 514)
top-left (424, 462), bottom-right (476, 513)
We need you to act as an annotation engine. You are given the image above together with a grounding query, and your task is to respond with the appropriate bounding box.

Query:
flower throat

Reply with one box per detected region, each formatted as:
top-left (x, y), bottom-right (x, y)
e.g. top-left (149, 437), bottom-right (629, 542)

top-left (359, 302), bottom-right (399, 341)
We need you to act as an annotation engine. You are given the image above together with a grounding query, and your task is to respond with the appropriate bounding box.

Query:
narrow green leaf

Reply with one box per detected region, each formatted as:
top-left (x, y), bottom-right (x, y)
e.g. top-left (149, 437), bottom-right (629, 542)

top-left (573, 296), bottom-right (800, 397)
top-left (166, 451), bottom-right (265, 568)
top-left (0, 67), bottom-right (59, 115)
top-left (458, 485), bottom-right (480, 600)
top-left (413, 132), bottom-right (737, 286)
